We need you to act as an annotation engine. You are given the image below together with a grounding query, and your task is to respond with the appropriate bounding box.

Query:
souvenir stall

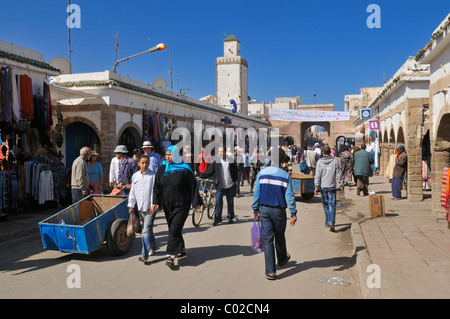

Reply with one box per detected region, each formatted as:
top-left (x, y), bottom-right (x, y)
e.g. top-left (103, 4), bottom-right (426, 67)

top-left (0, 45), bottom-right (68, 221)
top-left (142, 110), bottom-right (175, 157)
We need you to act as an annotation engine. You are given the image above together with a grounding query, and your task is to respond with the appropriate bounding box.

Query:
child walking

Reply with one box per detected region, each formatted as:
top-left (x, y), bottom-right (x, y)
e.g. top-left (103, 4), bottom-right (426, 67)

top-left (128, 154), bottom-right (157, 263)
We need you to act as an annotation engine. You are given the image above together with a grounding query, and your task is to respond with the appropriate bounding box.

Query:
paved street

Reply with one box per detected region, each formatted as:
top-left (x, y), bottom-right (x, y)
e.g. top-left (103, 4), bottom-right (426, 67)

top-left (0, 169), bottom-right (362, 299)
top-left (2, 166), bottom-right (449, 301)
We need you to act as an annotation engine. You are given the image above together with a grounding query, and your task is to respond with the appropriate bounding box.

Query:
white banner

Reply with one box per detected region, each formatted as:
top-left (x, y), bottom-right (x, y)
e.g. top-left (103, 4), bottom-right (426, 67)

top-left (269, 109), bottom-right (350, 122)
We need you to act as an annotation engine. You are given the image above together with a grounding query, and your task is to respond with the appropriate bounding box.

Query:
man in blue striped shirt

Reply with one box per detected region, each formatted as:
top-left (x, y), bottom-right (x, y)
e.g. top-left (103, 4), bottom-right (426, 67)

top-left (252, 148), bottom-right (297, 280)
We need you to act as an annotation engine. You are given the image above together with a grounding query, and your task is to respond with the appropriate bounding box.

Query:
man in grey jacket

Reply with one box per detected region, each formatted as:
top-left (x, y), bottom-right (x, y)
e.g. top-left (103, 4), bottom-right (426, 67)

top-left (71, 146), bottom-right (91, 203)
top-left (314, 145), bottom-right (344, 232)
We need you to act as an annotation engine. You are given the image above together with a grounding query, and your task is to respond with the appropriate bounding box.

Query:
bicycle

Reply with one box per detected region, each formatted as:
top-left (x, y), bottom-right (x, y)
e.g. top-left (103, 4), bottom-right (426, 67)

top-left (192, 178), bottom-right (216, 227)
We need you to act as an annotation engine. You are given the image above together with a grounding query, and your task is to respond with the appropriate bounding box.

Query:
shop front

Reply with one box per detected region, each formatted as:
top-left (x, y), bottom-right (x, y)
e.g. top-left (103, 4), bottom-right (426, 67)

top-left (0, 41), bottom-right (63, 220)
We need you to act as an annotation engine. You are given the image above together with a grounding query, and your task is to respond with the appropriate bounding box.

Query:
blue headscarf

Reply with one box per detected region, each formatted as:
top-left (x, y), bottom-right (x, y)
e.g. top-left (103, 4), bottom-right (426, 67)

top-left (162, 145), bottom-right (195, 177)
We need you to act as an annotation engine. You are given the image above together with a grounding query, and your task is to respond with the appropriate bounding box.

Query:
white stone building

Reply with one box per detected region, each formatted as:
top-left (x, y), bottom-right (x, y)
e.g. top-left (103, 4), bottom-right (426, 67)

top-left (416, 13), bottom-right (450, 214)
top-left (216, 35), bottom-right (248, 115)
top-left (353, 57), bottom-right (430, 201)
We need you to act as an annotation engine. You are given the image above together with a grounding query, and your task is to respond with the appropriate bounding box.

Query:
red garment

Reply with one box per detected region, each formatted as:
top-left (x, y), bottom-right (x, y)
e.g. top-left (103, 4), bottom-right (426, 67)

top-left (19, 75), bottom-right (33, 120)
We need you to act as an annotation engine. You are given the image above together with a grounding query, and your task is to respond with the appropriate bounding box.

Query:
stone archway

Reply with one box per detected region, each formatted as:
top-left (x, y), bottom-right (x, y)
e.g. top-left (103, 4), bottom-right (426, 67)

top-left (64, 121), bottom-right (101, 168)
top-left (285, 136), bottom-right (295, 146)
top-left (335, 135), bottom-right (346, 154)
top-left (389, 128), bottom-right (395, 144)
top-left (300, 122), bottom-right (331, 147)
top-left (431, 113), bottom-right (450, 214)
top-left (118, 126), bottom-right (142, 157)
top-left (383, 130), bottom-right (388, 144)
top-left (397, 126), bottom-right (405, 144)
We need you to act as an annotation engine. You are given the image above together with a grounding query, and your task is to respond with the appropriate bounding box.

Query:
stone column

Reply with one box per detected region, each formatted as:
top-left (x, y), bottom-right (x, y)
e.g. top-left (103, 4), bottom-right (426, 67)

top-left (380, 143), bottom-right (389, 177)
top-left (99, 106), bottom-right (117, 193)
top-left (405, 99), bottom-right (426, 202)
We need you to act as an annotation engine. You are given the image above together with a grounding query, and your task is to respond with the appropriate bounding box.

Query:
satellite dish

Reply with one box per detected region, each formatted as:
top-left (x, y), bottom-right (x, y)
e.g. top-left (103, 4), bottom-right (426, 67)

top-left (49, 57), bottom-right (72, 74)
top-left (152, 77), bottom-right (167, 90)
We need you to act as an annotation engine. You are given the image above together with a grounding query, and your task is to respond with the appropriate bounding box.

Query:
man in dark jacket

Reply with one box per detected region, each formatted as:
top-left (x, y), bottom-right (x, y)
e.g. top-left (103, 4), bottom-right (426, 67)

top-left (392, 144), bottom-right (407, 200)
top-left (200, 146), bottom-right (238, 225)
top-left (353, 144), bottom-right (374, 196)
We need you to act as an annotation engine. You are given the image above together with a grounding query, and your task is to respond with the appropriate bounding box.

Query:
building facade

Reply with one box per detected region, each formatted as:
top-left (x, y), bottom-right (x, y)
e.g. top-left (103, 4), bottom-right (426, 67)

top-left (353, 57), bottom-right (430, 202)
top-left (352, 13), bottom-right (450, 215)
top-left (50, 70), bottom-right (268, 191)
top-left (416, 14), bottom-right (450, 214)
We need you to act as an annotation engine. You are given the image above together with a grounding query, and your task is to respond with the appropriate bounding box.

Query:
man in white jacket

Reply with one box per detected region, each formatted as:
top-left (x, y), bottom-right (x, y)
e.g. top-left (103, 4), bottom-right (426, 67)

top-left (314, 145), bottom-right (344, 232)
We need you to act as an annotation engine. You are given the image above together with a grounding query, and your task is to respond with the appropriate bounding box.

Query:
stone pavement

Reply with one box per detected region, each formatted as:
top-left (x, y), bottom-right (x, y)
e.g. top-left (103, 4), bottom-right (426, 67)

top-left (347, 175), bottom-right (450, 299)
top-left (1, 170), bottom-right (449, 299)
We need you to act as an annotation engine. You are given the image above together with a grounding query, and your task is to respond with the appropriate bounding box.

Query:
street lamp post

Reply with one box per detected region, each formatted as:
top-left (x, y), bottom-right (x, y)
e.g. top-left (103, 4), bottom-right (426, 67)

top-left (113, 43), bottom-right (166, 73)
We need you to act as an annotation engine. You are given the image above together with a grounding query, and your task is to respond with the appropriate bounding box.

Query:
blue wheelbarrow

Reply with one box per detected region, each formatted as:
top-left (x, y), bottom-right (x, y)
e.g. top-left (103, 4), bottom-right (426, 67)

top-left (291, 173), bottom-right (315, 200)
top-left (38, 194), bottom-right (133, 256)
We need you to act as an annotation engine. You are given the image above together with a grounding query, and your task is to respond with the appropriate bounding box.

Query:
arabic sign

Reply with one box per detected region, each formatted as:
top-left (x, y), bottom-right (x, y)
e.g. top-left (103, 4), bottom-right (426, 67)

top-left (369, 120), bottom-right (380, 130)
top-left (269, 109), bottom-right (350, 122)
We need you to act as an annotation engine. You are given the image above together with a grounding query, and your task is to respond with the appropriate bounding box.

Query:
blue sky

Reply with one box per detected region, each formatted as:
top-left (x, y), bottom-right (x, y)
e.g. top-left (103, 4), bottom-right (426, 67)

top-left (1, 1), bottom-right (449, 111)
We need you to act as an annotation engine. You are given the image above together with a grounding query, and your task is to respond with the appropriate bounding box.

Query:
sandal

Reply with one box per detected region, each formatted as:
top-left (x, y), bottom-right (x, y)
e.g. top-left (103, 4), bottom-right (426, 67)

top-left (166, 257), bottom-right (175, 269)
top-left (265, 274), bottom-right (276, 280)
top-left (278, 253), bottom-right (291, 267)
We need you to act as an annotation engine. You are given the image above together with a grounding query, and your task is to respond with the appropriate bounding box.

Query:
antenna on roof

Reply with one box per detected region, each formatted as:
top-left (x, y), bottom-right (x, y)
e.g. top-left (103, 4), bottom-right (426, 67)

top-left (113, 31), bottom-right (119, 64)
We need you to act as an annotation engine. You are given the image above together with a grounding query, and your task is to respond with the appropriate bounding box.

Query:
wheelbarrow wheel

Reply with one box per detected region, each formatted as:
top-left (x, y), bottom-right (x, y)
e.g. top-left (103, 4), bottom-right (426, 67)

top-left (106, 218), bottom-right (133, 256)
top-left (301, 192), bottom-right (314, 200)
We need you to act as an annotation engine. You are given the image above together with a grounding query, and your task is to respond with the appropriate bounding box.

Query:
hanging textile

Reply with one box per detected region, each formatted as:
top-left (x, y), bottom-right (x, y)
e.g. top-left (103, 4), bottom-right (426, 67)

top-left (158, 112), bottom-right (164, 140)
top-left (0, 68), bottom-right (4, 122)
top-left (38, 170), bottom-right (54, 205)
top-left (19, 74), bottom-right (34, 120)
top-left (2, 66), bottom-right (11, 123)
top-left (142, 110), bottom-right (149, 141)
top-left (11, 67), bottom-right (20, 123)
top-left (0, 171), bottom-right (8, 218)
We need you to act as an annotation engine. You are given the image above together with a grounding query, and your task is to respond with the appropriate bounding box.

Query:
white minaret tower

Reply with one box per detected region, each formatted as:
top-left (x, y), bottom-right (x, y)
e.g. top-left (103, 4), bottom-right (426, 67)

top-left (216, 35), bottom-right (248, 115)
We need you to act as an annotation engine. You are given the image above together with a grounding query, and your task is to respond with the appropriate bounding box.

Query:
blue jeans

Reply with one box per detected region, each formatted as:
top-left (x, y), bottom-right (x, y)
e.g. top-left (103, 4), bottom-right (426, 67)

top-left (320, 187), bottom-right (337, 227)
top-left (138, 211), bottom-right (157, 259)
top-left (71, 188), bottom-right (84, 204)
top-left (260, 206), bottom-right (288, 276)
top-left (214, 186), bottom-right (235, 222)
top-left (391, 177), bottom-right (403, 199)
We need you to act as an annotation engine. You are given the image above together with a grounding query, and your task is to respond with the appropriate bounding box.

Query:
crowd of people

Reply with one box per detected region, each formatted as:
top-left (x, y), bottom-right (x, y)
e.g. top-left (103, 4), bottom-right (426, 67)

top-left (69, 138), bottom-right (408, 279)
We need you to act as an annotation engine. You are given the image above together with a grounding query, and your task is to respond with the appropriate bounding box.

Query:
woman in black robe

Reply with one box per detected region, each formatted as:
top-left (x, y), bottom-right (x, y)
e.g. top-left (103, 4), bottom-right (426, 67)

top-left (152, 145), bottom-right (202, 268)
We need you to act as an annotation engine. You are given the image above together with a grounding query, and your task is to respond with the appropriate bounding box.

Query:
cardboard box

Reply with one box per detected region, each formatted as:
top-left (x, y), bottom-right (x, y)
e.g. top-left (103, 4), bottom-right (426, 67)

top-left (369, 194), bottom-right (385, 217)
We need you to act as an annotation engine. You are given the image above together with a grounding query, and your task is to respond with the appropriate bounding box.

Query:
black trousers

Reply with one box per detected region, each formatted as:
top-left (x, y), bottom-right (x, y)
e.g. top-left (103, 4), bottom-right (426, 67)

top-left (164, 206), bottom-right (190, 257)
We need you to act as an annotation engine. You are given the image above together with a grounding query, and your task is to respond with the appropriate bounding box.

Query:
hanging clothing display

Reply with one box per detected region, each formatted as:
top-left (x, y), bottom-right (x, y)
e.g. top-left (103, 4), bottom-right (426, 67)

top-left (38, 170), bottom-right (54, 205)
top-left (0, 171), bottom-right (9, 218)
top-left (19, 74), bottom-right (34, 120)
top-left (11, 67), bottom-right (20, 123)
top-left (0, 62), bottom-right (69, 219)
